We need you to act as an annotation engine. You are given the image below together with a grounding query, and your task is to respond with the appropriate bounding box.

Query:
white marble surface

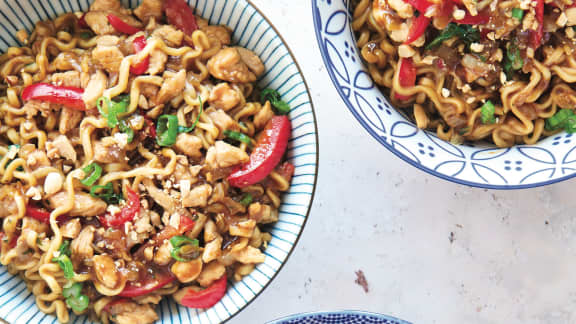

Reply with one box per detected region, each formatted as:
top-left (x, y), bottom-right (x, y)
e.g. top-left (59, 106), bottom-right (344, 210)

top-left (235, 1), bottom-right (576, 323)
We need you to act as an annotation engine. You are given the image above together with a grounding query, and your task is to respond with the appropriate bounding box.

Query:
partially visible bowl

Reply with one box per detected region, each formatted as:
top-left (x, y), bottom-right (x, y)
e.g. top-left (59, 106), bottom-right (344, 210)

top-left (313, 0), bottom-right (576, 189)
top-left (267, 311), bottom-right (412, 324)
top-left (0, 0), bottom-right (318, 323)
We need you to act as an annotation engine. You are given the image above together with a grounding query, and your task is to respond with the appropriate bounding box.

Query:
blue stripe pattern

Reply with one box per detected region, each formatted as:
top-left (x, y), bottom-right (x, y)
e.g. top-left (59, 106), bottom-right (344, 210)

top-left (0, 0), bottom-right (317, 323)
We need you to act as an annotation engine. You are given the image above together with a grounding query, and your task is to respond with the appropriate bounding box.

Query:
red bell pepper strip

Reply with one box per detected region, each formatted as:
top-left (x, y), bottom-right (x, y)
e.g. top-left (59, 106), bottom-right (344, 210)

top-left (107, 14), bottom-right (142, 35)
top-left (164, 0), bottom-right (199, 36)
top-left (179, 275), bottom-right (227, 308)
top-left (130, 36), bottom-right (149, 75)
top-left (228, 116), bottom-right (291, 188)
top-left (395, 58), bottom-right (416, 100)
top-left (119, 271), bottom-right (175, 297)
top-left (99, 187), bottom-right (140, 228)
top-left (529, 0), bottom-right (544, 48)
top-left (22, 83), bottom-right (85, 110)
top-left (179, 215), bottom-right (196, 233)
top-left (26, 205), bottom-right (51, 223)
top-left (405, 14), bottom-right (430, 45)
top-left (404, 0), bottom-right (434, 12)
top-left (455, 12), bottom-right (490, 25)
top-left (78, 13), bottom-right (88, 28)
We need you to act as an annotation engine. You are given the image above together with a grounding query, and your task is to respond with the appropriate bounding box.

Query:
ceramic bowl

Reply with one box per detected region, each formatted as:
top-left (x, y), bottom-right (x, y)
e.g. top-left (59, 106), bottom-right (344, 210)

top-left (313, 0), bottom-right (576, 189)
top-left (0, 0), bottom-right (318, 323)
top-left (268, 311), bottom-right (412, 324)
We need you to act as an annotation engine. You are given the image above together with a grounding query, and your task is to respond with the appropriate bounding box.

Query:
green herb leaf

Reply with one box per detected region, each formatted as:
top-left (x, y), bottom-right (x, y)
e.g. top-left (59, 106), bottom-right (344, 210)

top-left (80, 163), bottom-right (102, 187)
top-left (261, 89), bottom-right (290, 115)
top-left (239, 193), bottom-right (253, 207)
top-left (425, 23), bottom-right (480, 50)
top-left (480, 100), bottom-right (496, 124)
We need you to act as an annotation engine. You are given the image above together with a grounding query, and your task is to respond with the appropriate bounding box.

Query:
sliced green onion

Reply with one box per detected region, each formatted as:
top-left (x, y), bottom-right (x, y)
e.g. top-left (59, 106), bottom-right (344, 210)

top-left (119, 120), bottom-right (135, 143)
top-left (546, 109), bottom-right (576, 132)
top-left (504, 40), bottom-right (523, 78)
top-left (170, 235), bottom-right (198, 248)
top-left (178, 96), bottom-right (204, 134)
top-left (223, 130), bottom-right (252, 146)
top-left (239, 193), bottom-right (253, 207)
top-left (156, 115), bottom-right (179, 147)
top-left (66, 294), bottom-right (89, 312)
top-left (63, 282), bottom-right (83, 299)
top-left (90, 182), bottom-right (122, 204)
top-left (58, 240), bottom-right (71, 257)
top-left (97, 95), bottom-right (129, 128)
top-left (480, 100), bottom-right (496, 124)
top-left (80, 163), bottom-right (102, 187)
top-left (52, 254), bottom-right (75, 279)
top-left (261, 89), bottom-right (290, 115)
top-left (512, 8), bottom-right (524, 21)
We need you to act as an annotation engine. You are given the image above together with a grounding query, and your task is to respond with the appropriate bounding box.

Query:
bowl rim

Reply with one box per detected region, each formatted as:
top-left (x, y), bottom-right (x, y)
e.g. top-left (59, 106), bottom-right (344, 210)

top-left (266, 310), bottom-right (413, 324)
top-left (311, 0), bottom-right (576, 190)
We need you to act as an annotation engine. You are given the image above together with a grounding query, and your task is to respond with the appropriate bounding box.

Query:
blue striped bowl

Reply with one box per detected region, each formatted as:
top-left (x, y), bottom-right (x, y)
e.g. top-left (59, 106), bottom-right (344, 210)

top-left (0, 0), bottom-right (318, 323)
top-left (313, 0), bottom-right (576, 189)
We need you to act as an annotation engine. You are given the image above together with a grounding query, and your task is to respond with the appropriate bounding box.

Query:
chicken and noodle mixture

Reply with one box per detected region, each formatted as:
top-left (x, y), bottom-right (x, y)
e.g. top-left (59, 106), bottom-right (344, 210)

top-left (0, 0), bottom-right (294, 322)
top-left (353, 0), bottom-right (576, 147)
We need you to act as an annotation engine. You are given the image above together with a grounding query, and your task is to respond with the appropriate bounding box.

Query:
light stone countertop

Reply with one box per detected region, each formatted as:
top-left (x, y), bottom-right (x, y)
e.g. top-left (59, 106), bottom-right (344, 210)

top-left (235, 1), bottom-right (576, 323)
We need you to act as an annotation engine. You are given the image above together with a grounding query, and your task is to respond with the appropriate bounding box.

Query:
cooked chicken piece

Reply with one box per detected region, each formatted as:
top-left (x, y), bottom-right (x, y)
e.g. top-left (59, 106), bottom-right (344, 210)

top-left (93, 254), bottom-right (120, 288)
top-left (71, 226), bottom-right (95, 261)
top-left (59, 107), bottom-right (83, 134)
top-left (156, 70), bottom-right (186, 103)
top-left (22, 100), bottom-right (53, 118)
top-left (231, 246), bottom-right (266, 264)
top-left (202, 236), bottom-right (222, 263)
top-left (249, 203), bottom-right (277, 224)
top-left (49, 191), bottom-right (107, 217)
top-left (154, 240), bottom-right (172, 266)
top-left (182, 184), bottom-right (212, 208)
top-left (85, 11), bottom-right (141, 36)
top-left (83, 70), bottom-right (107, 109)
top-left (46, 135), bottom-right (77, 161)
top-left (172, 157), bottom-right (194, 183)
top-left (151, 25), bottom-right (184, 47)
top-left (207, 47), bottom-right (264, 83)
top-left (208, 83), bottom-right (240, 111)
top-left (61, 218), bottom-right (81, 239)
top-left (206, 141), bottom-right (249, 169)
top-left (387, 0), bottom-right (413, 18)
top-left (143, 178), bottom-right (175, 213)
top-left (204, 220), bottom-right (219, 242)
top-left (254, 101), bottom-right (274, 130)
top-left (89, 0), bottom-right (129, 13)
top-left (174, 133), bottom-right (203, 159)
top-left (197, 261), bottom-right (226, 287)
top-left (92, 40), bottom-right (125, 73)
top-left (0, 188), bottom-right (18, 219)
top-left (171, 258), bottom-right (203, 283)
top-left (106, 300), bottom-right (158, 324)
top-left (202, 25), bottom-right (231, 46)
top-left (51, 71), bottom-right (81, 87)
top-left (133, 0), bottom-right (163, 24)
top-left (236, 47), bottom-right (265, 76)
top-left (26, 150), bottom-right (50, 170)
top-left (147, 49), bottom-right (167, 75)
top-left (229, 219), bottom-right (256, 238)
top-left (208, 109), bottom-right (238, 133)
top-left (93, 137), bottom-right (126, 163)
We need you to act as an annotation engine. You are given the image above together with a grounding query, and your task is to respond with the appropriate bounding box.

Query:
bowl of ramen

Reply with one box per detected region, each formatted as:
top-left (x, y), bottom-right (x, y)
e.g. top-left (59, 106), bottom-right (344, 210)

top-left (0, 0), bottom-right (318, 323)
top-left (314, 0), bottom-right (576, 188)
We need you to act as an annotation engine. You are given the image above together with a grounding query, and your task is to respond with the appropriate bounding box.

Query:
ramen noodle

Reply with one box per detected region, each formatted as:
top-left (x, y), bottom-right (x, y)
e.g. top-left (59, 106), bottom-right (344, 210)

top-left (352, 0), bottom-right (576, 147)
top-left (0, 0), bottom-right (294, 322)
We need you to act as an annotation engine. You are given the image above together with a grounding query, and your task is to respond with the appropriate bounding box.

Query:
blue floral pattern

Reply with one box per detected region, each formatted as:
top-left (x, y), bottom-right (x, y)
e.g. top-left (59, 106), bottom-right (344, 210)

top-left (312, 0), bottom-right (576, 189)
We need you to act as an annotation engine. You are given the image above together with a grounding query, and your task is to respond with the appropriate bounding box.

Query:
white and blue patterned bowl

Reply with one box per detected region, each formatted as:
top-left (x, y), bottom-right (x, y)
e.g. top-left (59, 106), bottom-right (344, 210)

top-left (313, 0), bottom-right (576, 189)
top-left (0, 0), bottom-right (318, 323)
top-left (267, 311), bottom-right (412, 324)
